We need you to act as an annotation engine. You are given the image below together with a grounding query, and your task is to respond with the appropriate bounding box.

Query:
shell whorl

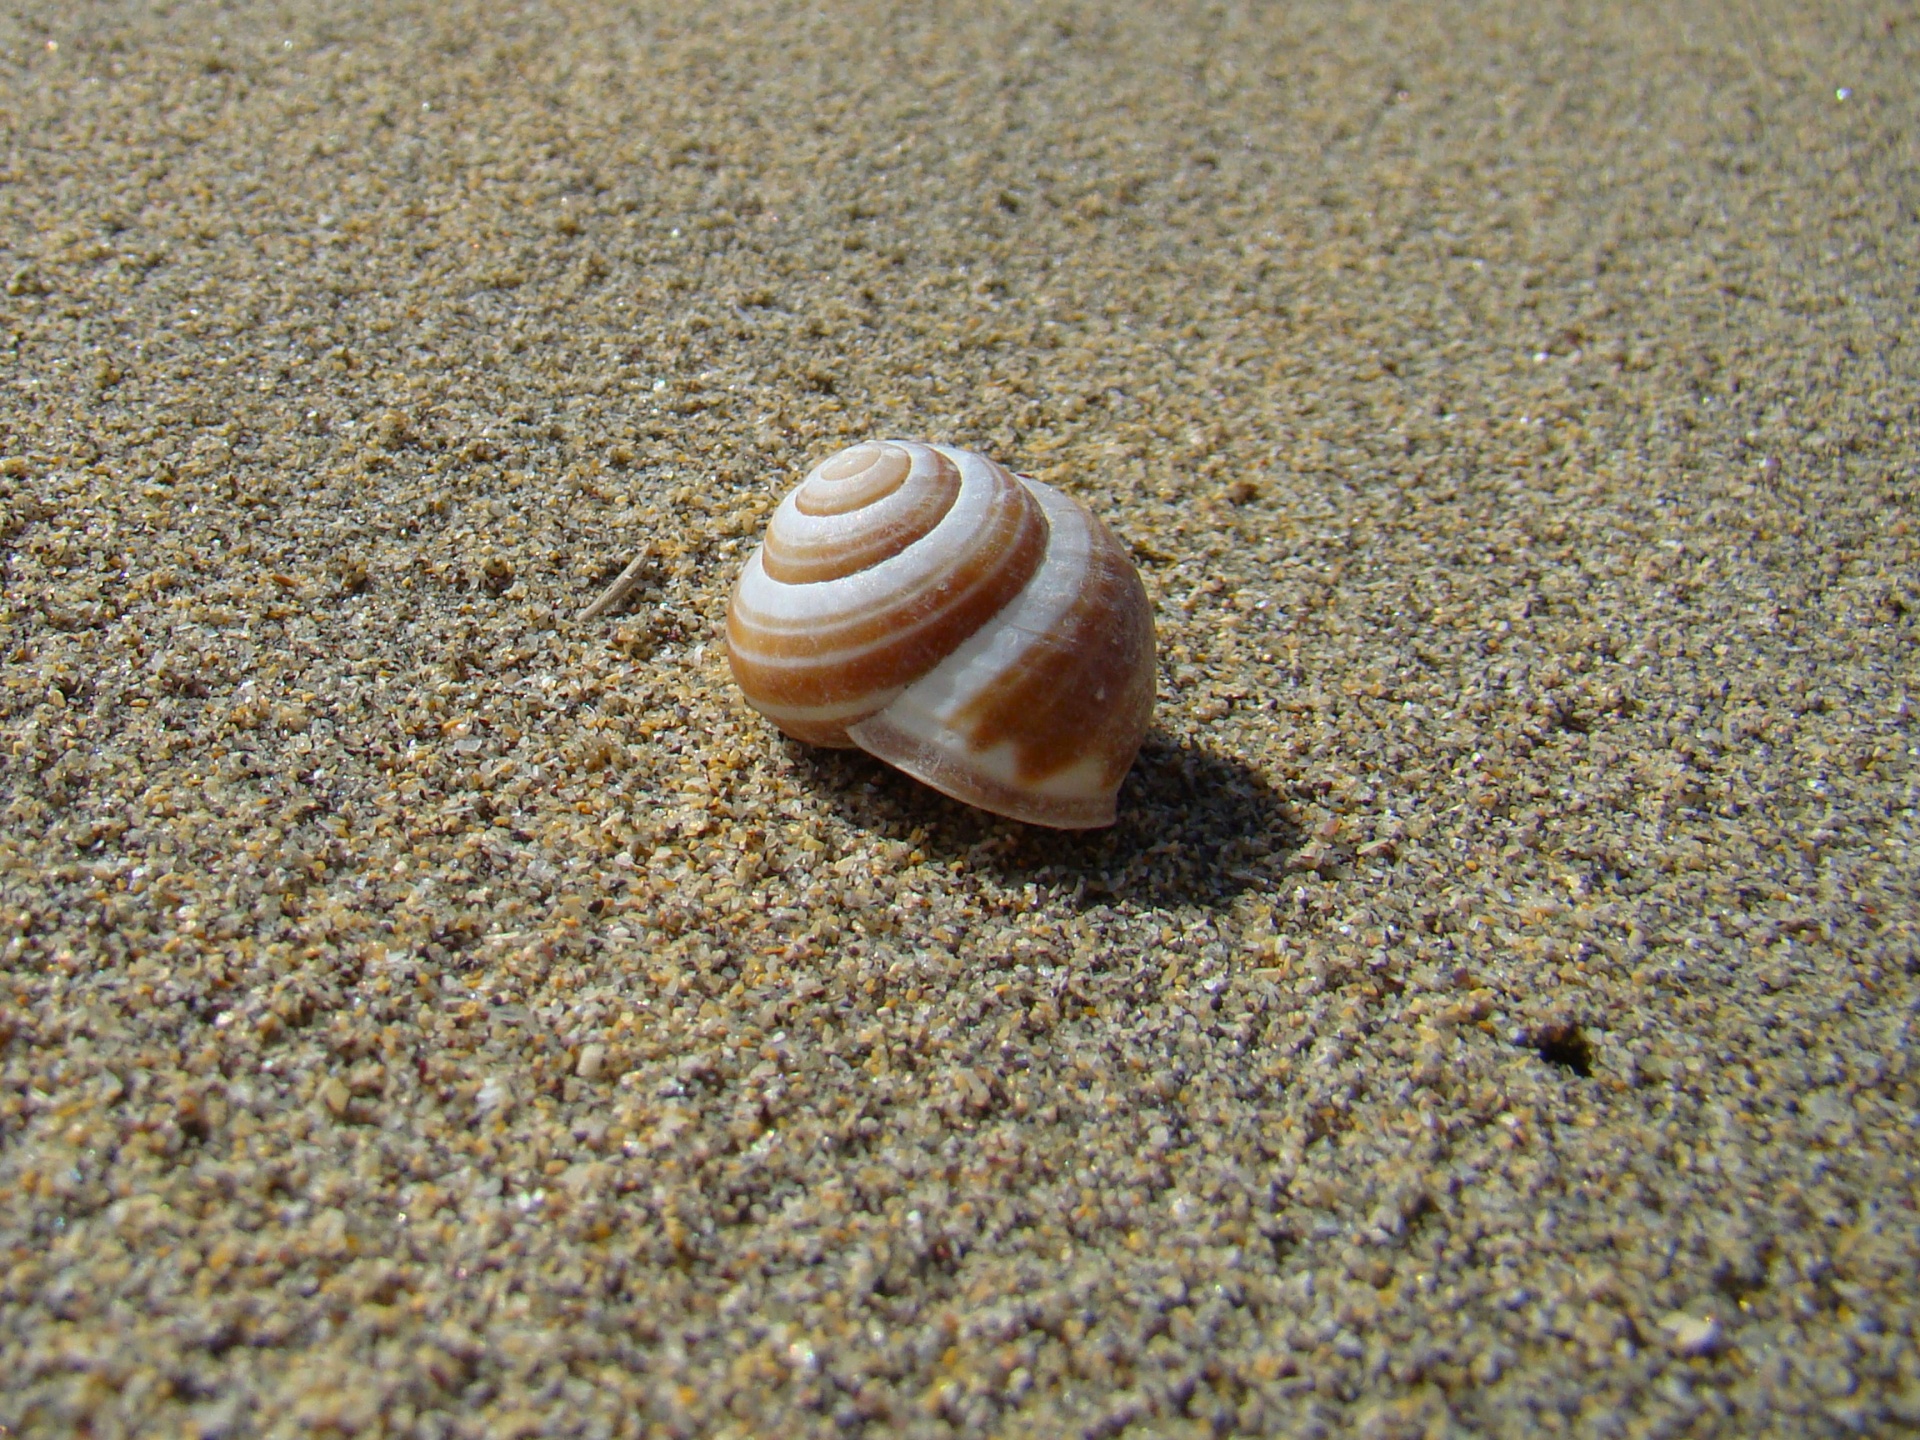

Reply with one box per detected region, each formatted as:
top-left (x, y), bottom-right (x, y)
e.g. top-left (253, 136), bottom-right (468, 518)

top-left (726, 441), bottom-right (1156, 829)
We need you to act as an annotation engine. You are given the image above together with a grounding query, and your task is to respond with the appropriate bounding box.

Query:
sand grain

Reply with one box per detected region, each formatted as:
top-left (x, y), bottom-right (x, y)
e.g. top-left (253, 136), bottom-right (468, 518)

top-left (2, 1), bottom-right (1916, 1435)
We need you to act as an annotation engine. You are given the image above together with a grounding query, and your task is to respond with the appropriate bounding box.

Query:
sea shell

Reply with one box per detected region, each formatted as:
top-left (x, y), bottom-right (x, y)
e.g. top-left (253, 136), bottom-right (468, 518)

top-left (725, 441), bottom-right (1156, 829)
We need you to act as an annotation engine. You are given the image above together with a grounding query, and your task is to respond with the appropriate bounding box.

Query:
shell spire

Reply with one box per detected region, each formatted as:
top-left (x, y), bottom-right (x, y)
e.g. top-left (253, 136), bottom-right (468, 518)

top-left (726, 441), bottom-right (1156, 828)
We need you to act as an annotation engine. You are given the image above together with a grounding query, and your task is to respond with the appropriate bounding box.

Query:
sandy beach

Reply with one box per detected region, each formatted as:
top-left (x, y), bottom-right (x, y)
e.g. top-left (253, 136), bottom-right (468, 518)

top-left (2, 0), bottom-right (1915, 1434)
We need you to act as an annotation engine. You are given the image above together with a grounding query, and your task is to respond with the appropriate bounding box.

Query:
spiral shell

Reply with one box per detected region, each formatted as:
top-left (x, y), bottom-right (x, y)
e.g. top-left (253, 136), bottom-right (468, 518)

top-left (725, 441), bottom-right (1156, 829)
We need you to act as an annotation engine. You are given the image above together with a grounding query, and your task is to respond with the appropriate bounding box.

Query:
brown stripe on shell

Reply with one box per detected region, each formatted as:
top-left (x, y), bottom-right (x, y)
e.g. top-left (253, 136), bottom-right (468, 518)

top-left (951, 511), bottom-right (1155, 789)
top-left (726, 469), bottom-right (1048, 711)
top-left (762, 447), bottom-right (960, 585)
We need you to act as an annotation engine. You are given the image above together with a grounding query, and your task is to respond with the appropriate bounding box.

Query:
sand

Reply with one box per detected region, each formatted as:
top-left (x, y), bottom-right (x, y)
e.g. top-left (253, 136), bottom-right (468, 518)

top-left (2, 0), bottom-right (1915, 1435)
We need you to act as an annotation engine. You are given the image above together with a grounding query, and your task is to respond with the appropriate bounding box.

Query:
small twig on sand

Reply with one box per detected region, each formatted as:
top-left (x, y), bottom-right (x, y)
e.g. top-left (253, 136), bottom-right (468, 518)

top-left (579, 553), bottom-right (651, 621)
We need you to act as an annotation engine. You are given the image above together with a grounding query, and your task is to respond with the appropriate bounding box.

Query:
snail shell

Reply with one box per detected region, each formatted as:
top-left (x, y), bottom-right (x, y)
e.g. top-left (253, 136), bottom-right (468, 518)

top-left (725, 441), bottom-right (1156, 829)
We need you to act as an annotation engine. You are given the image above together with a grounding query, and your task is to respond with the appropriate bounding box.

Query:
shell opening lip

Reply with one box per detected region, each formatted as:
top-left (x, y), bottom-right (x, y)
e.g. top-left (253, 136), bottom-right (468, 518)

top-left (846, 711), bottom-right (1119, 830)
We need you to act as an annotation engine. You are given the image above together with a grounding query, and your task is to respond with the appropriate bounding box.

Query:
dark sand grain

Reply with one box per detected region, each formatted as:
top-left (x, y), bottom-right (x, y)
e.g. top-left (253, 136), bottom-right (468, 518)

top-left (2, 1), bottom-right (1916, 1436)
